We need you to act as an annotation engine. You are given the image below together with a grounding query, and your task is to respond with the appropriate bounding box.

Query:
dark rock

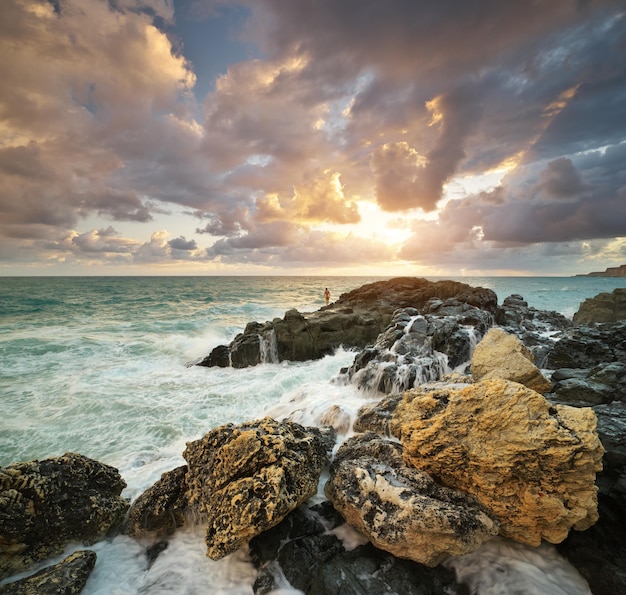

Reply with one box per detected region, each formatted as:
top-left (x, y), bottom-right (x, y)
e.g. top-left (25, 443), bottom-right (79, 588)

top-left (0, 453), bottom-right (128, 580)
top-left (198, 277), bottom-right (498, 369)
top-left (550, 377), bottom-right (613, 406)
top-left (121, 465), bottom-right (188, 538)
top-left (557, 495), bottom-right (626, 595)
top-left (197, 344), bottom-right (229, 368)
top-left (250, 500), bottom-right (466, 595)
top-left (573, 287), bottom-right (626, 324)
top-left (546, 320), bottom-right (626, 369)
top-left (183, 418), bottom-right (328, 560)
top-left (353, 395), bottom-right (403, 436)
top-left (145, 541), bottom-right (169, 568)
top-left (0, 550), bottom-right (97, 595)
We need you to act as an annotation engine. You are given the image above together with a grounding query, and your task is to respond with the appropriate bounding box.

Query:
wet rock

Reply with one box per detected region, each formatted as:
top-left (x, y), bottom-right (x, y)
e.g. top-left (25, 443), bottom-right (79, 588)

top-left (390, 379), bottom-right (604, 547)
top-left (546, 320), bottom-right (626, 369)
top-left (324, 433), bottom-right (499, 567)
top-left (250, 501), bottom-right (466, 595)
top-left (121, 465), bottom-right (188, 538)
top-left (0, 550), bottom-right (97, 595)
top-left (0, 453), bottom-right (128, 580)
top-left (182, 418), bottom-right (328, 560)
top-left (199, 277), bottom-right (497, 369)
top-left (346, 306), bottom-right (491, 395)
top-left (470, 328), bottom-right (552, 393)
top-left (573, 287), bottom-right (626, 324)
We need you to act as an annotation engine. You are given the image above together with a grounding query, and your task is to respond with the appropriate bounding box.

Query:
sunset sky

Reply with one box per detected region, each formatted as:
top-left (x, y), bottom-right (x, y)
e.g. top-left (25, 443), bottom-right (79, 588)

top-left (1, 0), bottom-right (625, 276)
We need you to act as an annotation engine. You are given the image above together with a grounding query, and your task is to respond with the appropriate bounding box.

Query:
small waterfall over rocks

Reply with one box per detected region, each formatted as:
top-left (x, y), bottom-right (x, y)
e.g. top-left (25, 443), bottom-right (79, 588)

top-left (259, 328), bottom-right (279, 364)
top-left (343, 305), bottom-right (492, 395)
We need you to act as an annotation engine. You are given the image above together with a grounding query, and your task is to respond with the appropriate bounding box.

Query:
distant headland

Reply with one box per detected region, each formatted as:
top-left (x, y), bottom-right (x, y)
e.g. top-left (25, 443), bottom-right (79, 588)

top-left (576, 264), bottom-right (626, 277)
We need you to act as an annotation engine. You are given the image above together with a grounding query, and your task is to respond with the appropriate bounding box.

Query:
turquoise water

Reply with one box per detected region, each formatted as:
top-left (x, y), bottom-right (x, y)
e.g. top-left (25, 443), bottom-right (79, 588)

top-left (1, 275), bottom-right (622, 593)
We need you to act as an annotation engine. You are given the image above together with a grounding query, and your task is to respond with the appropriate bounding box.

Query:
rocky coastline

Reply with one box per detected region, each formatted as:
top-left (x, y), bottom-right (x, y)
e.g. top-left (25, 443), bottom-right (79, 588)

top-left (1, 277), bottom-right (625, 594)
top-left (575, 264), bottom-right (626, 277)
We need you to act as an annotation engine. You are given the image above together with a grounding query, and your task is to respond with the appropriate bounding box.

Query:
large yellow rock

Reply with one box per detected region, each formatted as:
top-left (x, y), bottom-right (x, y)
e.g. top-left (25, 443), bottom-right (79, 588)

top-left (390, 379), bottom-right (604, 546)
top-left (471, 328), bottom-right (552, 393)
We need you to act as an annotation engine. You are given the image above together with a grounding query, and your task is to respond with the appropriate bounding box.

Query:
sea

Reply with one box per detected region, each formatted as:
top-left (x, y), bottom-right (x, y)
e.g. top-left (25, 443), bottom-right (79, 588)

top-left (1, 275), bottom-right (625, 594)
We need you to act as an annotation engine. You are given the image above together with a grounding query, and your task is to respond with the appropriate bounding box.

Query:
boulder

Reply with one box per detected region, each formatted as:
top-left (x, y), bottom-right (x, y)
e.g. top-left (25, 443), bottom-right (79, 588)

top-left (573, 288), bottom-right (626, 324)
top-left (0, 550), bottom-right (97, 595)
top-left (546, 320), bottom-right (626, 369)
top-left (471, 328), bottom-right (552, 393)
top-left (390, 379), bottom-right (604, 547)
top-left (0, 453), bottom-right (128, 580)
top-left (121, 465), bottom-right (188, 538)
top-left (198, 277), bottom-right (498, 369)
top-left (324, 433), bottom-right (499, 567)
top-left (182, 418), bottom-right (328, 560)
top-left (250, 501), bottom-right (463, 595)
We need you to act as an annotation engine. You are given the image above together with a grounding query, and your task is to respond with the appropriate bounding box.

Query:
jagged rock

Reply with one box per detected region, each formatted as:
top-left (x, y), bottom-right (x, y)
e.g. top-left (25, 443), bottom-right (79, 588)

top-left (198, 277), bottom-right (498, 369)
top-left (0, 550), bottom-right (97, 595)
top-left (250, 501), bottom-right (464, 595)
top-left (182, 418), bottom-right (328, 560)
top-left (324, 433), bottom-right (499, 567)
top-left (495, 294), bottom-right (572, 367)
top-left (0, 453), bottom-right (128, 580)
top-left (573, 287), bottom-right (626, 324)
top-left (121, 465), bottom-right (188, 538)
top-left (546, 320), bottom-right (626, 369)
top-left (390, 379), bottom-right (604, 547)
top-left (353, 394), bottom-right (403, 436)
top-left (345, 305), bottom-right (492, 395)
top-left (470, 328), bottom-right (552, 393)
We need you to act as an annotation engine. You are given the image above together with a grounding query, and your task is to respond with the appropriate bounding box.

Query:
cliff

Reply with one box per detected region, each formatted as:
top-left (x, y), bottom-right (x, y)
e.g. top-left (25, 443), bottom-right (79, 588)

top-left (576, 264), bottom-right (626, 277)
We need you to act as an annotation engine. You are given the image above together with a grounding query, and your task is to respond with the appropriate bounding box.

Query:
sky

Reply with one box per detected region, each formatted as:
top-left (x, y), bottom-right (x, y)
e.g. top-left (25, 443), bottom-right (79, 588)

top-left (1, 0), bottom-right (625, 276)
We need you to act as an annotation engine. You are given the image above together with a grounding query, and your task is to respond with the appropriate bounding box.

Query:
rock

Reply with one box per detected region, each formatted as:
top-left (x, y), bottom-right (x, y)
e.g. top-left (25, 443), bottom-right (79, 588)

top-left (250, 501), bottom-right (465, 595)
top-left (577, 264), bottom-right (626, 277)
top-left (324, 433), bottom-right (500, 567)
top-left (573, 288), bottom-right (626, 324)
top-left (345, 305), bottom-right (492, 395)
top-left (182, 418), bottom-right (328, 560)
top-left (121, 465), bottom-right (188, 538)
top-left (390, 379), bottom-right (604, 547)
top-left (353, 394), bottom-right (403, 436)
top-left (199, 277), bottom-right (498, 369)
top-left (546, 320), bottom-right (626, 369)
top-left (549, 377), bottom-right (613, 407)
top-left (471, 328), bottom-right (552, 393)
top-left (0, 453), bottom-right (128, 580)
top-left (0, 550), bottom-right (97, 595)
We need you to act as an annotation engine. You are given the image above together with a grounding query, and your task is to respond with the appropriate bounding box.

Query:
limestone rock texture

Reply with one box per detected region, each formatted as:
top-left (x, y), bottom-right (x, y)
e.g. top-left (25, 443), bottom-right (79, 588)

top-left (183, 417), bottom-right (328, 560)
top-left (471, 327), bottom-right (552, 393)
top-left (0, 453), bottom-right (128, 580)
top-left (121, 465), bottom-right (188, 538)
top-left (390, 379), bottom-right (604, 547)
top-left (324, 433), bottom-right (499, 567)
top-left (0, 550), bottom-right (96, 595)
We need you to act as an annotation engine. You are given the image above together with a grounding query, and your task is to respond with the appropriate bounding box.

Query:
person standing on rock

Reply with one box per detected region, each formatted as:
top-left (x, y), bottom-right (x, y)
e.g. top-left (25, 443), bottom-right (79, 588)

top-left (324, 287), bottom-right (330, 305)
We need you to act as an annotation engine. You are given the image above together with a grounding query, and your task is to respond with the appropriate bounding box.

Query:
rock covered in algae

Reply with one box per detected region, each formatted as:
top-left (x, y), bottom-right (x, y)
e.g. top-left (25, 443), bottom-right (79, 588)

top-left (0, 550), bottom-right (96, 594)
top-left (0, 453), bottom-right (128, 580)
top-left (390, 379), bottom-right (604, 546)
top-left (183, 417), bottom-right (328, 560)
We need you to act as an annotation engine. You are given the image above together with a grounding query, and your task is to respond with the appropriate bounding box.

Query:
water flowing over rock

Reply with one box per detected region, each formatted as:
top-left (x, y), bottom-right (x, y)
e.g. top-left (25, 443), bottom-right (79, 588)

top-left (390, 379), bottom-right (603, 547)
top-left (182, 418), bottom-right (330, 560)
top-left (343, 302), bottom-right (492, 395)
top-left (573, 287), bottom-right (626, 324)
top-left (324, 433), bottom-right (499, 567)
top-left (470, 327), bottom-right (552, 393)
top-left (0, 550), bottom-right (97, 595)
top-left (0, 453), bottom-right (128, 580)
top-left (121, 465), bottom-right (188, 538)
top-left (198, 277), bottom-right (498, 369)
top-left (495, 294), bottom-right (572, 367)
